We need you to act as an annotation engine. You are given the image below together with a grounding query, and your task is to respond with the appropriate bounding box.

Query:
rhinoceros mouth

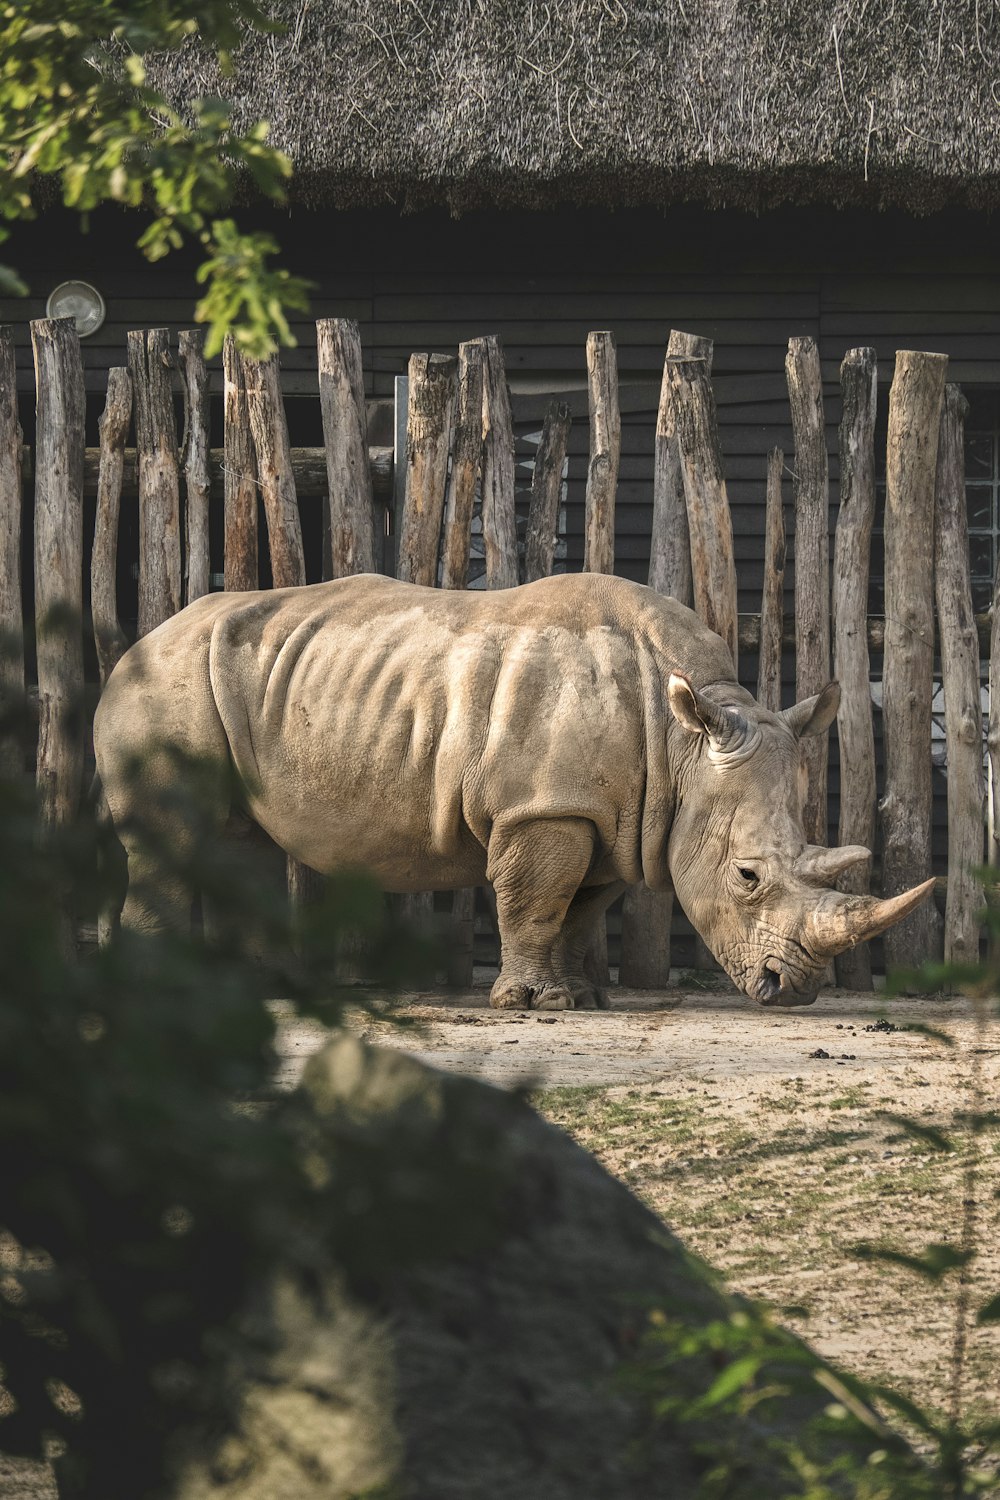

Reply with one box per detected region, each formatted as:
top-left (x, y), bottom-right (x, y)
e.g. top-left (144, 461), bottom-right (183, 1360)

top-left (749, 955), bottom-right (819, 1006)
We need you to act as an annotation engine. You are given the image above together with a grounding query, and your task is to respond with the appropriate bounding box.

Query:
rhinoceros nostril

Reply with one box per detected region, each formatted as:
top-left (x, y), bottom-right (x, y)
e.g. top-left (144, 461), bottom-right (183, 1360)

top-left (756, 960), bottom-right (785, 1002)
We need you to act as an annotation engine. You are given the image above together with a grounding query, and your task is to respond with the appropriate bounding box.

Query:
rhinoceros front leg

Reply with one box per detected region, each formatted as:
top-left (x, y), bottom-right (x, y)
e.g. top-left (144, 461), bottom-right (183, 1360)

top-left (551, 881), bottom-right (626, 1011)
top-left (486, 817), bottom-right (597, 1011)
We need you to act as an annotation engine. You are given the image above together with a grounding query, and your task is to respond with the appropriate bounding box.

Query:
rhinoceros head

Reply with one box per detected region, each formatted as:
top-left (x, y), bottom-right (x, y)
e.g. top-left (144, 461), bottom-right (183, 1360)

top-left (665, 673), bottom-right (933, 1005)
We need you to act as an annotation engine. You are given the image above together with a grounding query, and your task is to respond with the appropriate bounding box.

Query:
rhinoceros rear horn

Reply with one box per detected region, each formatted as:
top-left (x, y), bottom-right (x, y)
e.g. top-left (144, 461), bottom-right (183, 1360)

top-left (806, 878), bottom-right (937, 956)
top-left (667, 673), bottom-right (752, 757)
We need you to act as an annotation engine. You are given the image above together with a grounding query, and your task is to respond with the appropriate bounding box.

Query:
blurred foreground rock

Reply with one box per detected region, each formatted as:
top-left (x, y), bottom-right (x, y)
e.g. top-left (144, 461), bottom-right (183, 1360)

top-left (169, 1037), bottom-right (909, 1500)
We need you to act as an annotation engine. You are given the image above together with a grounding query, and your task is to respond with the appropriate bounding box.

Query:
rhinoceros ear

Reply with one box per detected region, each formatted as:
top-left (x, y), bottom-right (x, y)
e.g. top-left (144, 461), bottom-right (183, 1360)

top-left (780, 681), bottom-right (841, 739)
top-left (667, 673), bottom-right (752, 756)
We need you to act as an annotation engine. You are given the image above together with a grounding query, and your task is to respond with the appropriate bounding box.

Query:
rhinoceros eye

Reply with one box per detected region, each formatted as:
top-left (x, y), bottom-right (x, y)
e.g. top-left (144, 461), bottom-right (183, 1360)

top-left (736, 865), bottom-right (760, 891)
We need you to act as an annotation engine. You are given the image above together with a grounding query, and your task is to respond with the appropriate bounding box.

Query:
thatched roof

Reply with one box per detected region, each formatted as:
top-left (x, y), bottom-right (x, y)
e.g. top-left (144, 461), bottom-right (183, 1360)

top-left (146, 0), bottom-right (1000, 215)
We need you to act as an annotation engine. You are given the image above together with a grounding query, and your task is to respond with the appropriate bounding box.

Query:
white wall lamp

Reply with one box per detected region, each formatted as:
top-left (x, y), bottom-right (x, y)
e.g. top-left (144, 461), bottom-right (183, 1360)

top-left (45, 280), bottom-right (106, 337)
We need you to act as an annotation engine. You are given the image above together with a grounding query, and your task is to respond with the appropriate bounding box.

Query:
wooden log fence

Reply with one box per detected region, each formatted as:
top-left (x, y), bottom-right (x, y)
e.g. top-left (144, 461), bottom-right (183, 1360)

top-left (0, 315), bottom-right (991, 990)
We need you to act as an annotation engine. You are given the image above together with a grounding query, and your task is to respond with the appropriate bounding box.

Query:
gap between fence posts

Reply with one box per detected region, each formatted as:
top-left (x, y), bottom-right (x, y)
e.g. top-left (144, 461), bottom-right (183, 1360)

top-left (179, 329), bottom-right (211, 605)
top-left (621, 330), bottom-right (711, 989)
top-left (881, 349), bottom-right (948, 972)
top-left (785, 336), bottom-right (830, 847)
top-left (934, 383), bottom-right (984, 972)
top-left (318, 318), bottom-right (378, 580)
top-left (832, 348), bottom-right (877, 989)
top-left (0, 326), bottom-right (24, 777)
top-left (127, 328), bottom-right (182, 637)
top-left (91, 367), bottom-right (132, 690)
top-left (32, 317), bottom-right (85, 836)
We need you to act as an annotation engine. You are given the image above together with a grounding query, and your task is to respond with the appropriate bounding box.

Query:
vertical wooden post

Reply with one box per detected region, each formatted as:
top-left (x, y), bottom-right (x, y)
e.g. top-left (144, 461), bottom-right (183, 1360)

top-left (31, 318), bottom-right (85, 830)
top-left (398, 353), bottom-right (456, 588)
top-left (480, 336), bottom-right (519, 590)
top-left (622, 333), bottom-right (717, 987)
top-left (935, 384), bottom-right (984, 970)
top-left (582, 332), bottom-right (620, 978)
top-left (243, 353), bottom-right (305, 589)
top-left (785, 336), bottom-right (830, 846)
top-left (757, 447), bottom-right (786, 713)
top-left (318, 318), bottom-right (378, 579)
top-left (179, 329), bottom-right (211, 604)
top-left (241, 350), bottom-right (314, 913)
top-left (833, 348), bottom-right (878, 989)
top-left (127, 328), bottom-right (182, 637)
top-left (0, 327), bottom-right (24, 776)
top-left (222, 335), bottom-right (258, 592)
top-left (665, 357), bottom-right (738, 669)
top-left (91, 367), bottom-right (132, 689)
top-left (649, 330), bottom-right (713, 603)
top-left (881, 350), bottom-right (948, 970)
top-left (583, 330), bottom-right (620, 575)
top-left (439, 340), bottom-right (485, 593)
top-left (524, 399), bottom-right (571, 585)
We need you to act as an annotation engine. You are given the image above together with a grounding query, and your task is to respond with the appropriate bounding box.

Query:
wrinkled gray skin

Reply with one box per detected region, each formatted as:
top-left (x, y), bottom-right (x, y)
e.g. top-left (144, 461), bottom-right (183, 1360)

top-left (94, 573), bottom-right (931, 1010)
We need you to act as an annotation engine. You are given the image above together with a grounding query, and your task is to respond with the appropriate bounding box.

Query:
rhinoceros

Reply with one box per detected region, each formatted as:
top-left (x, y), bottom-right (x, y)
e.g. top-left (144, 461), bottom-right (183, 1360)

top-left (94, 572), bottom-right (931, 1009)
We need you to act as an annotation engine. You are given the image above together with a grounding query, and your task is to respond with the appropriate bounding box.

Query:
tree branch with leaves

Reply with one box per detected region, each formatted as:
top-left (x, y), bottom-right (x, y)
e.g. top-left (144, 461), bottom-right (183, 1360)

top-left (0, 0), bottom-right (310, 356)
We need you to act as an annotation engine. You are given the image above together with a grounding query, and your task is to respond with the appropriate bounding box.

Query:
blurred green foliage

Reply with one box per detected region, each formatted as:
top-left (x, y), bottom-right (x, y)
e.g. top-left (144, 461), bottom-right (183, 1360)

top-left (0, 1), bottom-right (310, 355)
top-left (0, 755), bottom-right (430, 1498)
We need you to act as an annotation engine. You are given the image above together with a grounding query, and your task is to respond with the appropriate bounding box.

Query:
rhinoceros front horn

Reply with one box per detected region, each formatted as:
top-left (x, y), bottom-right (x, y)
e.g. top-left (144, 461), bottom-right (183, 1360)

top-left (806, 878), bottom-right (937, 957)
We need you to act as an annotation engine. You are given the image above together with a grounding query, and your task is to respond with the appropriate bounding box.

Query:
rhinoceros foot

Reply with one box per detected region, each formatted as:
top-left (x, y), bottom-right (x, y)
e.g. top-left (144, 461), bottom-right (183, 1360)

top-left (489, 975), bottom-right (578, 1011)
top-left (565, 978), bottom-right (611, 1011)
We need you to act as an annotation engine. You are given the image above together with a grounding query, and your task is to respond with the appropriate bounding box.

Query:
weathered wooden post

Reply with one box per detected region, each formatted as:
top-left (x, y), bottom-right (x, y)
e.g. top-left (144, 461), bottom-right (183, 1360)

top-left (934, 384), bottom-right (984, 970)
top-left (833, 348), bottom-right (878, 989)
top-left (179, 329), bottom-right (211, 605)
top-left (785, 336), bottom-right (830, 846)
top-left (648, 330), bottom-right (713, 603)
top-left (440, 340), bottom-right (486, 592)
top-left (480, 336), bottom-right (519, 590)
top-left (31, 317), bottom-right (85, 831)
top-left (436, 340), bottom-right (489, 982)
top-left (127, 328), bottom-right (182, 637)
top-left (398, 352), bottom-right (457, 587)
top-left (242, 350), bottom-right (314, 914)
top-left (665, 356), bottom-right (738, 668)
top-left (757, 447), bottom-right (786, 713)
top-left (91, 367), bottom-right (132, 689)
top-left (584, 330), bottom-right (620, 576)
top-left (318, 318), bottom-right (378, 579)
top-left (621, 331), bottom-right (712, 988)
top-left (0, 327), bottom-right (24, 776)
top-left (881, 350), bottom-right (948, 970)
top-left (244, 352), bottom-right (306, 589)
top-left (397, 352), bottom-right (458, 935)
top-left (523, 399), bottom-right (571, 586)
top-left (222, 335), bottom-right (259, 591)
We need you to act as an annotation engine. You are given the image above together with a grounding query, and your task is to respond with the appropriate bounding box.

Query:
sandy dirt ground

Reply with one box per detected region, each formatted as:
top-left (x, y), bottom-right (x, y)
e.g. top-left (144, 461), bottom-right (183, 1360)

top-left (279, 977), bottom-right (1000, 1431)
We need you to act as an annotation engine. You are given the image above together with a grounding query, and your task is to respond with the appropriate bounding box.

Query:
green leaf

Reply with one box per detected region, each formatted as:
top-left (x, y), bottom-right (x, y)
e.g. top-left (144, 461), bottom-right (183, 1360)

top-left (697, 1354), bottom-right (763, 1409)
top-left (0, 262), bottom-right (28, 295)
